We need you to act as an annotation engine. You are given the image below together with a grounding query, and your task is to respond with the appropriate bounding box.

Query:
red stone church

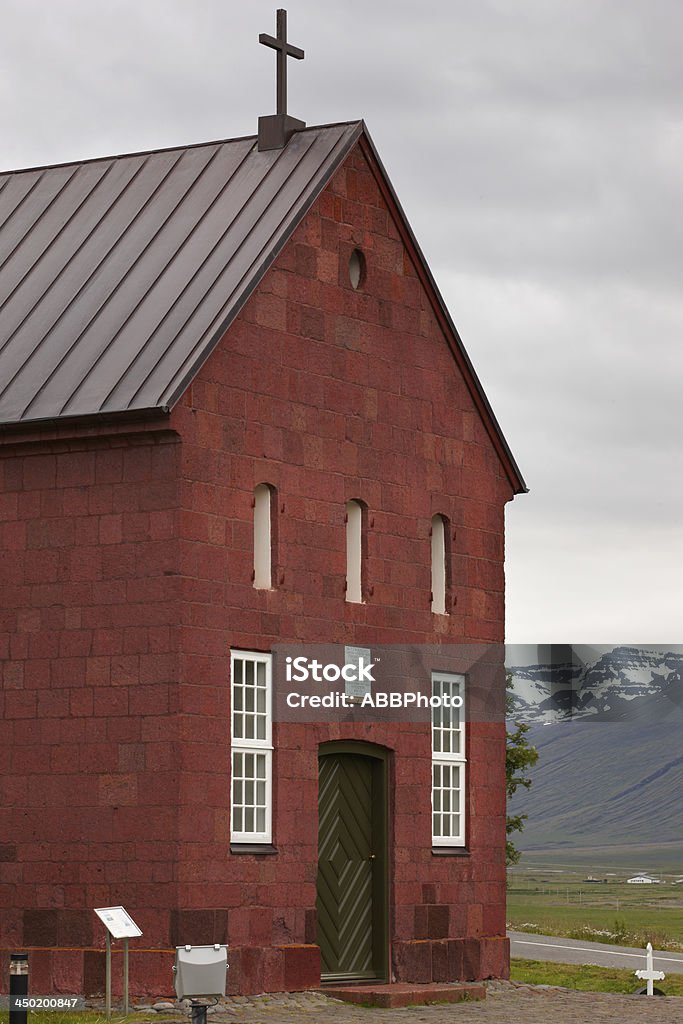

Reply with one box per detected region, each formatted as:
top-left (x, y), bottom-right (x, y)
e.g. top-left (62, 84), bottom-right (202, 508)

top-left (0, 54), bottom-right (526, 997)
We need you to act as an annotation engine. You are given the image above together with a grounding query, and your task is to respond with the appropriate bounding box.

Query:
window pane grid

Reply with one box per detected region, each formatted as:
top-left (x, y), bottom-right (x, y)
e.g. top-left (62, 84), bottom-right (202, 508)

top-left (431, 674), bottom-right (464, 761)
top-left (231, 748), bottom-right (271, 840)
top-left (432, 761), bottom-right (464, 843)
top-left (231, 652), bottom-right (272, 843)
top-left (431, 672), bottom-right (466, 847)
top-left (231, 654), bottom-right (271, 750)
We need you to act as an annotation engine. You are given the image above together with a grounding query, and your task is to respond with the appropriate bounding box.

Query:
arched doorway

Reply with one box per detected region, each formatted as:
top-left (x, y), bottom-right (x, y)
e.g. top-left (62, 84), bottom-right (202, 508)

top-left (316, 741), bottom-right (389, 982)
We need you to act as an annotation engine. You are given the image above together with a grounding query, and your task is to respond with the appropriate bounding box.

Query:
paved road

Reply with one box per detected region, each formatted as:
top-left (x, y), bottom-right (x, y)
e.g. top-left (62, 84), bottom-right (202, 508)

top-left (509, 930), bottom-right (683, 975)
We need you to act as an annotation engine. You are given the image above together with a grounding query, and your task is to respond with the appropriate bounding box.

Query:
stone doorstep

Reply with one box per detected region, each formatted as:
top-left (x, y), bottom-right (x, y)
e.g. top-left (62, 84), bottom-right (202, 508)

top-left (321, 983), bottom-right (487, 1009)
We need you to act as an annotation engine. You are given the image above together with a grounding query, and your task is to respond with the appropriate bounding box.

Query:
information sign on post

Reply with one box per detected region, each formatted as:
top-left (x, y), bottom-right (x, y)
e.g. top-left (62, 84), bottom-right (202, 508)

top-left (94, 907), bottom-right (142, 1017)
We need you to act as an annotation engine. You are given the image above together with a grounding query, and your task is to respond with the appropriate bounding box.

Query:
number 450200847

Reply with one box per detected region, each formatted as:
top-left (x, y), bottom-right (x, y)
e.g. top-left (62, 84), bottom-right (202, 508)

top-left (5, 996), bottom-right (85, 1011)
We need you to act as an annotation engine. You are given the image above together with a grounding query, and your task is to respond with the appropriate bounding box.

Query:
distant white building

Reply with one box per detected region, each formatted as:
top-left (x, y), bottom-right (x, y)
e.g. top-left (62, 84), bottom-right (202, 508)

top-left (626, 874), bottom-right (660, 884)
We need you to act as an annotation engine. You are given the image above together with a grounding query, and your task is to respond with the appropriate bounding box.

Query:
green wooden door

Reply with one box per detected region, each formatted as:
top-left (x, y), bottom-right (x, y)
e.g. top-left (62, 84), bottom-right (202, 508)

top-left (317, 749), bottom-right (387, 981)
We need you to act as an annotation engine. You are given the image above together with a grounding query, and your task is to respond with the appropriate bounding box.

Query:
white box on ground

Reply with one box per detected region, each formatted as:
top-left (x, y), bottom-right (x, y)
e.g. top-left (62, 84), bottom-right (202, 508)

top-left (173, 945), bottom-right (229, 999)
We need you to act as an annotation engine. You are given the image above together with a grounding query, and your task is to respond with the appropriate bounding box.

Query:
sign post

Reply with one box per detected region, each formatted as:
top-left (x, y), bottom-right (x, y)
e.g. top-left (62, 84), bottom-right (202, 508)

top-left (104, 931), bottom-right (111, 1018)
top-left (94, 907), bottom-right (142, 1016)
top-left (123, 939), bottom-right (129, 1014)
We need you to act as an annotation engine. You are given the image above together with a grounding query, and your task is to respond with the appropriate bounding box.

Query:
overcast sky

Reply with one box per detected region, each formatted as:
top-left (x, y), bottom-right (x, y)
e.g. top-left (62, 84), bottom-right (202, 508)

top-left (2, 0), bottom-right (682, 643)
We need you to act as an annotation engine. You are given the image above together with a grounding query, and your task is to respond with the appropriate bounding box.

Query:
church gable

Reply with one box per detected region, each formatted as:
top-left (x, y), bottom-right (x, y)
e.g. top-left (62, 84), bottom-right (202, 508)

top-left (169, 141), bottom-right (514, 645)
top-left (0, 121), bottom-right (523, 496)
top-left (179, 131), bottom-right (525, 498)
top-left (185, 138), bottom-right (520, 501)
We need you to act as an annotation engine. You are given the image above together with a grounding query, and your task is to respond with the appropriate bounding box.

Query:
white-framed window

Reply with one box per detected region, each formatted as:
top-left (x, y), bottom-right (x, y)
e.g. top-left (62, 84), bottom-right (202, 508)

top-left (230, 650), bottom-right (272, 843)
top-left (431, 672), bottom-right (466, 846)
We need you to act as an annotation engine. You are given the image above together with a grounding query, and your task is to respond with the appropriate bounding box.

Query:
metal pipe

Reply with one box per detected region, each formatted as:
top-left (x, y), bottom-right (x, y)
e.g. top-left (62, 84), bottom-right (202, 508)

top-left (190, 1003), bottom-right (207, 1024)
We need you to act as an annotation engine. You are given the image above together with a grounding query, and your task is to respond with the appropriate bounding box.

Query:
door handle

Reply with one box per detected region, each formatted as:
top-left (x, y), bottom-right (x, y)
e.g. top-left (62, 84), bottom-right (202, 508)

top-left (368, 854), bottom-right (376, 860)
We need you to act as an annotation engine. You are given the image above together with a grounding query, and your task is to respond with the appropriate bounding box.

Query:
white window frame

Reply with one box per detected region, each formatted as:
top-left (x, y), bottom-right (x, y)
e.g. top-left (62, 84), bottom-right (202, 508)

top-left (230, 650), bottom-right (273, 844)
top-left (431, 672), bottom-right (466, 847)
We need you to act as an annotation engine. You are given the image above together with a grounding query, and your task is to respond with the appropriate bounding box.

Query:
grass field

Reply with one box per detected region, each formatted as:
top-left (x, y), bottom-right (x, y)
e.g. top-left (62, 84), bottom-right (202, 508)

top-left (508, 865), bottom-right (683, 949)
top-left (511, 957), bottom-right (683, 996)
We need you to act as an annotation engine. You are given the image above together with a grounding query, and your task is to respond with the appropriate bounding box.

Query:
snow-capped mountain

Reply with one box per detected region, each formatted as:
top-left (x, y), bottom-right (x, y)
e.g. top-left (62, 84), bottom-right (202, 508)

top-left (507, 645), bottom-right (683, 724)
top-left (507, 646), bottom-right (683, 856)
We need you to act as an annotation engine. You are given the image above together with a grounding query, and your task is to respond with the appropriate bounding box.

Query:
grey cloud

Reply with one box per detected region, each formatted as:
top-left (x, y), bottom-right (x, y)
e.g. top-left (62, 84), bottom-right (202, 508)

top-left (1, 0), bottom-right (682, 638)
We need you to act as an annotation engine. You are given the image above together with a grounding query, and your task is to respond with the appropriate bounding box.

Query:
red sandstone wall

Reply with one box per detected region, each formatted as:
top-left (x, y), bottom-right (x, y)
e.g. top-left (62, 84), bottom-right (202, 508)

top-left (168, 142), bottom-right (513, 990)
top-left (0, 139), bottom-right (514, 996)
top-left (0, 433), bottom-right (181, 995)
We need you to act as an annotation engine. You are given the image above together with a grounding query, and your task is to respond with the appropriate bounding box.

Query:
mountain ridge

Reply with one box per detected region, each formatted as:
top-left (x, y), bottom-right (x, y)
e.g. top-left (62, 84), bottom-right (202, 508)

top-left (507, 646), bottom-right (683, 855)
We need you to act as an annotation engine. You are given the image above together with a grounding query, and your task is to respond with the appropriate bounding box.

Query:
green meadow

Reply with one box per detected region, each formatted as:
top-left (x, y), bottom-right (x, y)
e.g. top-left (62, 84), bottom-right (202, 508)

top-left (508, 865), bottom-right (683, 949)
top-left (511, 957), bottom-right (683, 996)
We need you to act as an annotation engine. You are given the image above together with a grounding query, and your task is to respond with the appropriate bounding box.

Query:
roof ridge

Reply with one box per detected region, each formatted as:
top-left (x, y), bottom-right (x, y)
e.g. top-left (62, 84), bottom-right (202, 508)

top-left (0, 120), bottom-right (364, 178)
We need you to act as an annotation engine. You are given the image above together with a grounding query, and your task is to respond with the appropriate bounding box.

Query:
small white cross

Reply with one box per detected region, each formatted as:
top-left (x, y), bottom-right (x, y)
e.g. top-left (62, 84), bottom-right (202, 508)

top-left (635, 942), bottom-right (665, 996)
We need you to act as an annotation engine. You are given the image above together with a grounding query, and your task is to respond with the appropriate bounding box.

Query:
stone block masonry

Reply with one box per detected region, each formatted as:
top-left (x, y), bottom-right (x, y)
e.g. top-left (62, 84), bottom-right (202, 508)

top-left (0, 137), bottom-right (513, 995)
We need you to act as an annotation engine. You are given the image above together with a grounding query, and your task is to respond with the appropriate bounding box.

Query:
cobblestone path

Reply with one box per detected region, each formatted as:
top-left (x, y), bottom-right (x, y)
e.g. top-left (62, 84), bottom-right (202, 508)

top-left (143, 983), bottom-right (683, 1024)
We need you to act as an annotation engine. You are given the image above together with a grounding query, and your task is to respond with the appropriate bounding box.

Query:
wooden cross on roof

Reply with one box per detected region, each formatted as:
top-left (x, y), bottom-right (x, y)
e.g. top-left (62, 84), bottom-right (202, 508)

top-left (258, 9), bottom-right (306, 152)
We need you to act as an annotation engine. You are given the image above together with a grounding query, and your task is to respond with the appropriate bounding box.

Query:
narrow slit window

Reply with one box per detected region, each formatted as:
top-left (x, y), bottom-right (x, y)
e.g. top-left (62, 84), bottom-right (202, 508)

top-left (431, 514), bottom-right (448, 614)
top-left (254, 484), bottom-right (274, 589)
top-left (345, 500), bottom-right (364, 603)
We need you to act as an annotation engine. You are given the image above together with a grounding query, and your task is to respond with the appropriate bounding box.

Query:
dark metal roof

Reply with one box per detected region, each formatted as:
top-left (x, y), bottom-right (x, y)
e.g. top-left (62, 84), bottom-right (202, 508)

top-left (0, 121), bottom-right (363, 426)
top-left (0, 118), bottom-right (525, 492)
